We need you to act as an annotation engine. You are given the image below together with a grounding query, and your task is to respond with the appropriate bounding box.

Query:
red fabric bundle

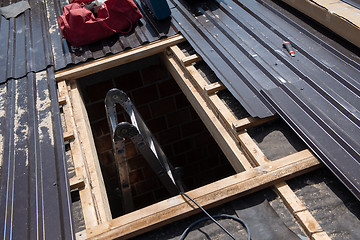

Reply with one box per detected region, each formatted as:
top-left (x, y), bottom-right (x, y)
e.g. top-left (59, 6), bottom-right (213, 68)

top-left (58, 0), bottom-right (142, 46)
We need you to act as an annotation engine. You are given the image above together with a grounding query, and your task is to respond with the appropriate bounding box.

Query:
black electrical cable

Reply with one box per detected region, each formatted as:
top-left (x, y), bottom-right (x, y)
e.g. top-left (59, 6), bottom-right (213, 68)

top-left (180, 192), bottom-right (251, 240)
top-left (179, 214), bottom-right (251, 240)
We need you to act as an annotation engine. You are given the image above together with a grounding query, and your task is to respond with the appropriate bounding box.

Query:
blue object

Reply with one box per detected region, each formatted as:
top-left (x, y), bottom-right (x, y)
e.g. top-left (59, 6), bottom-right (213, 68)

top-left (144, 0), bottom-right (171, 20)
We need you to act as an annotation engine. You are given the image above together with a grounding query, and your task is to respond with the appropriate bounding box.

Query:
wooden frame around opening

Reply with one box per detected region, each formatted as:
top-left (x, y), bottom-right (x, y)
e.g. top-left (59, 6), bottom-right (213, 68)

top-left (56, 35), bottom-right (329, 240)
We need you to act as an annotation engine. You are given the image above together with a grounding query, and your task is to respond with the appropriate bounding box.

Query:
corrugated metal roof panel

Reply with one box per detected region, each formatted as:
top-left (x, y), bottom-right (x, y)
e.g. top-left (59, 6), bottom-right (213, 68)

top-left (50, 0), bottom-right (178, 70)
top-left (170, 0), bottom-right (360, 200)
top-left (0, 0), bottom-right (178, 82)
top-left (0, 68), bottom-right (75, 239)
top-left (0, 0), bottom-right (53, 82)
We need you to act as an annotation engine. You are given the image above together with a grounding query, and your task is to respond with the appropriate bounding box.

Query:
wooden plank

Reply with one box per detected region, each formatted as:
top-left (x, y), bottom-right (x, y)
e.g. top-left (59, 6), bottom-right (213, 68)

top-left (275, 182), bottom-right (330, 239)
top-left (281, 0), bottom-right (360, 49)
top-left (169, 46), bottom-right (208, 88)
top-left (237, 130), bottom-right (269, 166)
top-left (233, 115), bottom-right (278, 132)
top-left (295, 211), bottom-right (323, 235)
top-left (70, 175), bottom-right (85, 190)
top-left (114, 140), bottom-right (134, 213)
top-left (311, 232), bottom-right (332, 240)
top-left (63, 131), bottom-right (75, 141)
top-left (58, 80), bottom-right (101, 227)
top-left (58, 81), bottom-right (75, 132)
top-left (208, 94), bottom-right (238, 131)
top-left (87, 152), bottom-right (320, 240)
top-left (170, 46), bottom-right (239, 135)
top-left (75, 230), bottom-right (87, 240)
top-left (69, 80), bottom-right (113, 223)
top-left (163, 52), bottom-right (251, 172)
top-left (55, 35), bottom-right (185, 81)
top-left (58, 96), bottom-right (66, 105)
top-left (181, 54), bottom-right (202, 66)
top-left (204, 82), bottom-right (226, 95)
top-left (273, 181), bottom-right (307, 213)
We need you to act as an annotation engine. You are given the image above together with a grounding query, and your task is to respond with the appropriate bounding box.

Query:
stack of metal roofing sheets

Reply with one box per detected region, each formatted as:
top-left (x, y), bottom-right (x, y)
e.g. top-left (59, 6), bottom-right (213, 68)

top-left (170, 0), bottom-right (360, 200)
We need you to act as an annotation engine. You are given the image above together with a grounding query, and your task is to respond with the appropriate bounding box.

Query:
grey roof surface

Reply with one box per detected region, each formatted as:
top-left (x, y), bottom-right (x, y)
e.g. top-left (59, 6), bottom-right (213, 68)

top-left (170, 0), bottom-right (360, 200)
top-left (0, 68), bottom-right (75, 239)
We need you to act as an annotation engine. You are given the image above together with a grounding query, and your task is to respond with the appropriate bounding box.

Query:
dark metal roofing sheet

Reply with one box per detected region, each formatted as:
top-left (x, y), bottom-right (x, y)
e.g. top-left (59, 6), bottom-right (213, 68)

top-left (0, 0), bottom-right (178, 82)
top-left (170, 0), bottom-right (360, 200)
top-left (0, 68), bottom-right (75, 239)
top-left (52, 0), bottom-right (178, 70)
top-left (0, 0), bottom-right (53, 82)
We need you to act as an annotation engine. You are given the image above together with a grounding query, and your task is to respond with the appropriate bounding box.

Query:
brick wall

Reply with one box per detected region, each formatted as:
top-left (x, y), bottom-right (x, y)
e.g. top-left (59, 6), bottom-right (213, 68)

top-left (79, 55), bottom-right (235, 217)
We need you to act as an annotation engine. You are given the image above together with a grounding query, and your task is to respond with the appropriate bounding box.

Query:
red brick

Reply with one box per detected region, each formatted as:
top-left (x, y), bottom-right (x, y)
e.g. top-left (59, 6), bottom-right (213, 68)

top-left (131, 184), bottom-right (138, 196)
top-left (95, 135), bottom-right (113, 153)
top-left (194, 132), bottom-right (214, 145)
top-left (201, 165), bottom-right (234, 182)
top-left (115, 107), bottom-right (129, 122)
top-left (154, 187), bottom-right (171, 201)
top-left (170, 154), bottom-right (187, 166)
top-left (141, 64), bottom-right (168, 84)
top-left (134, 177), bottom-right (160, 194)
top-left (181, 120), bottom-right (205, 137)
top-left (183, 177), bottom-right (195, 190)
top-left (133, 192), bottom-right (155, 209)
top-left (84, 80), bottom-right (114, 103)
top-left (174, 138), bottom-right (194, 155)
top-left (158, 79), bottom-right (180, 98)
top-left (127, 155), bottom-right (146, 171)
top-left (203, 156), bottom-right (220, 169)
top-left (190, 107), bottom-right (200, 120)
top-left (162, 145), bottom-right (173, 158)
top-left (167, 108), bottom-right (191, 127)
top-left (92, 119), bottom-right (110, 137)
top-left (146, 116), bottom-right (167, 133)
top-left (100, 150), bottom-right (115, 165)
top-left (137, 105), bottom-right (152, 120)
top-left (150, 97), bottom-right (175, 117)
top-left (218, 152), bottom-right (229, 165)
top-left (175, 94), bottom-right (190, 109)
top-left (186, 149), bottom-right (207, 163)
top-left (207, 144), bottom-right (222, 157)
top-left (142, 166), bottom-right (156, 178)
top-left (129, 169), bottom-right (144, 184)
top-left (114, 71), bottom-right (142, 91)
top-left (109, 176), bottom-right (119, 188)
top-left (87, 102), bottom-right (107, 122)
top-left (125, 142), bottom-right (139, 159)
top-left (184, 163), bottom-right (200, 177)
top-left (158, 127), bottom-right (181, 145)
top-left (103, 163), bottom-right (118, 179)
top-left (132, 85), bottom-right (159, 105)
